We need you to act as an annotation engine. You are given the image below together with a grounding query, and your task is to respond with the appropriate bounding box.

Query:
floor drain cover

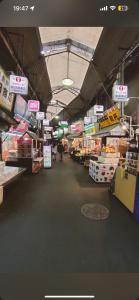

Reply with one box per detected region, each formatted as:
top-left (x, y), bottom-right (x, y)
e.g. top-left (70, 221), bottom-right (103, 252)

top-left (81, 203), bottom-right (110, 220)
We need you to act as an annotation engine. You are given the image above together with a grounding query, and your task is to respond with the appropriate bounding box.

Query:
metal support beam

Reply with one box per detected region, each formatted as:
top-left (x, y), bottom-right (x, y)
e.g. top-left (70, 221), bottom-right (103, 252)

top-left (44, 50), bottom-right (67, 58)
top-left (70, 50), bottom-right (90, 63)
top-left (0, 29), bottom-right (39, 100)
top-left (44, 49), bottom-right (90, 62)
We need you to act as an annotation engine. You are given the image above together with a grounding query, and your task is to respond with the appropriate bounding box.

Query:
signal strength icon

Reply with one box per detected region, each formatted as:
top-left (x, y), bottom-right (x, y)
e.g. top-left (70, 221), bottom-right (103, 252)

top-left (110, 5), bottom-right (116, 10)
top-left (100, 6), bottom-right (108, 11)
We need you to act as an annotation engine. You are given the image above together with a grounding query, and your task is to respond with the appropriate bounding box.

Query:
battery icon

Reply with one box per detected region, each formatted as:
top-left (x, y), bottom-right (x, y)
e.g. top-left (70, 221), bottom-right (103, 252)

top-left (118, 5), bottom-right (128, 11)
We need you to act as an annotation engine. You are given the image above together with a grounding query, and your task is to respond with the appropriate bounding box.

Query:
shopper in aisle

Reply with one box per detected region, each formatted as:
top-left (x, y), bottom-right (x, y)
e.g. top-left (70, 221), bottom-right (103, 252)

top-left (57, 140), bottom-right (64, 161)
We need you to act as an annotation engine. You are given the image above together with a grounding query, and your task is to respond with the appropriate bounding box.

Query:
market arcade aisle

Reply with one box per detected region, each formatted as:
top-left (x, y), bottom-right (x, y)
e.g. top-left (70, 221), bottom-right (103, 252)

top-left (0, 156), bottom-right (139, 272)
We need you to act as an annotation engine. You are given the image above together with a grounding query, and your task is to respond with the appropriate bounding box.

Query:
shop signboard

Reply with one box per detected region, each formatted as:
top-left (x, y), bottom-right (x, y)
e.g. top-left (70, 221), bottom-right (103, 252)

top-left (14, 94), bottom-right (27, 117)
top-left (43, 119), bottom-right (50, 126)
top-left (0, 66), bottom-right (14, 112)
top-left (9, 75), bottom-right (28, 95)
top-left (70, 121), bottom-right (83, 134)
top-left (92, 116), bottom-right (97, 123)
top-left (44, 126), bottom-right (53, 131)
top-left (36, 111), bottom-right (45, 120)
top-left (84, 117), bottom-right (92, 125)
top-left (99, 105), bottom-right (120, 128)
top-left (28, 100), bottom-right (40, 112)
top-left (10, 115), bottom-right (29, 133)
top-left (93, 105), bottom-right (104, 116)
top-left (43, 145), bottom-right (52, 168)
top-left (84, 123), bottom-right (96, 135)
top-left (59, 121), bottom-right (68, 128)
top-left (112, 85), bottom-right (128, 102)
top-left (45, 133), bottom-right (52, 139)
top-left (84, 116), bottom-right (97, 124)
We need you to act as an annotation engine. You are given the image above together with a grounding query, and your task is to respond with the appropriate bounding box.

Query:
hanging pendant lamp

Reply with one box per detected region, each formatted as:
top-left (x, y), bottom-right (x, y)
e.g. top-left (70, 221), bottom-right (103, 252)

top-left (62, 51), bottom-right (73, 86)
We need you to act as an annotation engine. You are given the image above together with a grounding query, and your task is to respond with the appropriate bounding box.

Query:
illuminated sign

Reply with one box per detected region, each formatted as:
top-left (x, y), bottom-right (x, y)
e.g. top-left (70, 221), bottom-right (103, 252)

top-left (93, 105), bottom-right (104, 116)
top-left (43, 145), bottom-right (52, 168)
top-left (28, 100), bottom-right (40, 112)
top-left (10, 75), bottom-right (28, 95)
top-left (43, 119), bottom-right (50, 126)
top-left (36, 111), bottom-right (45, 120)
top-left (112, 85), bottom-right (128, 102)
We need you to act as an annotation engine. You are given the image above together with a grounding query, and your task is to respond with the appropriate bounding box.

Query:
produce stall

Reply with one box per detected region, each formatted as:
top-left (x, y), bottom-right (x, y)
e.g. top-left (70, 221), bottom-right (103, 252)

top-left (70, 136), bottom-right (101, 165)
top-left (88, 104), bottom-right (127, 183)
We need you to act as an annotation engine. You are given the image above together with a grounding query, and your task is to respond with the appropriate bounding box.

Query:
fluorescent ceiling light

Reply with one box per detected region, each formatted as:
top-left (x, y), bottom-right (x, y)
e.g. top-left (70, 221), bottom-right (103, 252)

top-left (62, 78), bottom-right (74, 86)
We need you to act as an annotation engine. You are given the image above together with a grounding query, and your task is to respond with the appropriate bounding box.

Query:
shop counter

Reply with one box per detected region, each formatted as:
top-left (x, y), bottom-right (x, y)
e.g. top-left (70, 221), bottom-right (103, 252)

top-left (0, 166), bottom-right (26, 204)
top-left (115, 167), bottom-right (136, 213)
top-left (5, 156), bottom-right (43, 174)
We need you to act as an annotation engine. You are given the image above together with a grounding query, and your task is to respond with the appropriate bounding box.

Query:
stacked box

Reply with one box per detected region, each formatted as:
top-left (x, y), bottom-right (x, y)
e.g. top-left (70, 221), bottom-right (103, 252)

top-left (89, 160), bottom-right (117, 183)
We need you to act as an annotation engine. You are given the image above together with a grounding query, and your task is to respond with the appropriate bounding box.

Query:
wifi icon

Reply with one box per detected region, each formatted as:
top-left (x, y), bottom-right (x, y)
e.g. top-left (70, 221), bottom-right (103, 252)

top-left (110, 5), bottom-right (116, 10)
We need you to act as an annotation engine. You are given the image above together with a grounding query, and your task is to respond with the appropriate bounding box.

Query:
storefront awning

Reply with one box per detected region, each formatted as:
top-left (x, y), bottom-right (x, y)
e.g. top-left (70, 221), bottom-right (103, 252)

top-left (23, 131), bottom-right (39, 140)
top-left (92, 124), bottom-right (126, 138)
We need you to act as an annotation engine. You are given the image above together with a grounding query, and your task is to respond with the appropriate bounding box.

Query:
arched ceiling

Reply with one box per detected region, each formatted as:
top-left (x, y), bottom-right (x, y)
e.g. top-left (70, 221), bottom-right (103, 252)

top-left (39, 27), bottom-right (103, 120)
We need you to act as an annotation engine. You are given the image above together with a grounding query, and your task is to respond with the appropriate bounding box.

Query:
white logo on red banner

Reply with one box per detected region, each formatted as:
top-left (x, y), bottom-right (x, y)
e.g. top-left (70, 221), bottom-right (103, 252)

top-left (9, 75), bottom-right (28, 95)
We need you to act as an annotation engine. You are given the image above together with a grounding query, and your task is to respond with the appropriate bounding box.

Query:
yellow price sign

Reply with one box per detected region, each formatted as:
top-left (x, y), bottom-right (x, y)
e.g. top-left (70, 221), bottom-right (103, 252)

top-left (99, 106), bottom-right (120, 128)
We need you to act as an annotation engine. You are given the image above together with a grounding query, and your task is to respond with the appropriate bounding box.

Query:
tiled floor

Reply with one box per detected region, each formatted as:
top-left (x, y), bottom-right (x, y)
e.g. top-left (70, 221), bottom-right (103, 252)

top-left (0, 156), bottom-right (139, 272)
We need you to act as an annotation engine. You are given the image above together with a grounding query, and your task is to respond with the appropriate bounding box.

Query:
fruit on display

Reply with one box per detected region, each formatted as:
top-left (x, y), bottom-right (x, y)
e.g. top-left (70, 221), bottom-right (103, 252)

top-left (101, 145), bottom-right (116, 153)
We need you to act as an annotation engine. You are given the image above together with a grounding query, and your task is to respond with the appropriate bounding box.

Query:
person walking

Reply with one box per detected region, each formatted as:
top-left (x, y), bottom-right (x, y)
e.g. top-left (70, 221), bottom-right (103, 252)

top-left (57, 140), bottom-right (64, 161)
